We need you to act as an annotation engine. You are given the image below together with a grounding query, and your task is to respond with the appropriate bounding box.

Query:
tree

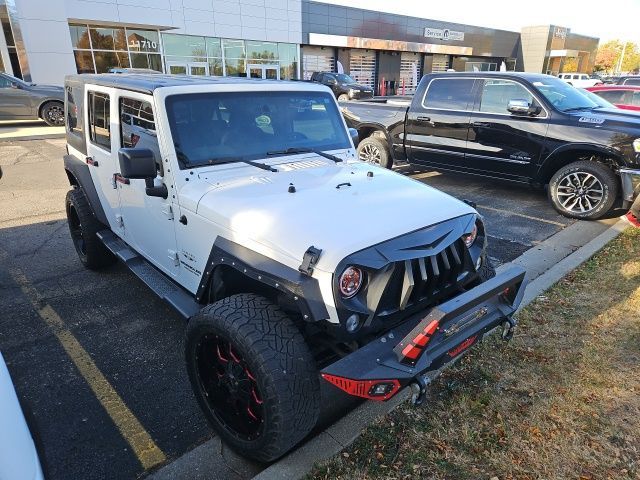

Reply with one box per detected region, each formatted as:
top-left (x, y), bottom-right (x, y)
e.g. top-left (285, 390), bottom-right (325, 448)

top-left (595, 40), bottom-right (640, 73)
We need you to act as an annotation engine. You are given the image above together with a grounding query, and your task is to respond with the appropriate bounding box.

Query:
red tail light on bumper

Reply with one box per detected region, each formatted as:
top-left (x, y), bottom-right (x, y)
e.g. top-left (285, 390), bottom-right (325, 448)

top-left (321, 374), bottom-right (400, 401)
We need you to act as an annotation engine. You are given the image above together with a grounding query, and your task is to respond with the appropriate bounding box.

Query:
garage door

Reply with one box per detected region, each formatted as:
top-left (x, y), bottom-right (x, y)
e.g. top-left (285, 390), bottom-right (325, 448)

top-left (302, 46), bottom-right (335, 80)
top-left (349, 50), bottom-right (376, 89)
top-left (400, 52), bottom-right (421, 94)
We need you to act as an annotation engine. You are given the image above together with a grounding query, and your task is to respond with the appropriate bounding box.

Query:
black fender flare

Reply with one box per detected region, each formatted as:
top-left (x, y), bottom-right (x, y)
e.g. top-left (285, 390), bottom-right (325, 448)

top-left (63, 154), bottom-right (109, 226)
top-left (196, 237), bottom-right (330, 322)
top-left (536, 142), bottom-right (624, 183)
top-left (353, 122), bottom-right (394, 153)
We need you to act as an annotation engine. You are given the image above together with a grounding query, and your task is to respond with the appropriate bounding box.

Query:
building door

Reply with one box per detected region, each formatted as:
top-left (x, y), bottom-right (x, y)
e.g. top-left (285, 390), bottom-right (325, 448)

top-left (349, 50), bottom-right (376, 90)
top-left (399, 52), bottom-right (421, 95)
top-left (246, 64), bottom-right (280, 80)
top-left (167, 61), bottom-right (209, 76)
top-left (431, 54), bottom-right (450, 72)
top-left (301, 46), bottom-right (335, 80)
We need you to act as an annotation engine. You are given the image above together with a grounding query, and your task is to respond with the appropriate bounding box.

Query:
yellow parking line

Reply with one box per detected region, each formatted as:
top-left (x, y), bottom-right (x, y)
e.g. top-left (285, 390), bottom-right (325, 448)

top-left (477, 204), bottom-right (567, 227)
top-left (8, 267), bottom-right (166, 470)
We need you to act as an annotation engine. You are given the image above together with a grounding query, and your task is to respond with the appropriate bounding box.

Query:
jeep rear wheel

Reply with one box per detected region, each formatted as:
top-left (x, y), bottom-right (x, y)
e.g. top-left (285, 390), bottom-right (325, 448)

top-left (185, 294), bottom-right (320, 462)
top-left (65, 188), bottom-right (115, 270)
top-left (548, 160), bottom-right (618, 220)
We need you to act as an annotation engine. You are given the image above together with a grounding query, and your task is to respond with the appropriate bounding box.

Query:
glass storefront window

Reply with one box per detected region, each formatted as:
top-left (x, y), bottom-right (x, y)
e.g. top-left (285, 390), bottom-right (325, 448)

top-left (206, 37), bottom-right (222, 58)
top-left (208, 58), bottom-right (223, 76)
top-left (224, 57), bottom-right (245, 77)
top-left (90, 27), bottom-right (126, 51)
top-left (162, 34), bottom-right (206, 57)
top-left (246, 41), bottom-right (278, 60)
top-left (131, 52), bottom-right (162, 71)
top-left (278, 43), bottom-right (298, 80)
top-left (222, 39), bottom-right (245, 60)
top-left (126, 29), bottom-right (160, 53)
top-left (69, 25), bottom-right (91, 49)
top-left (73, 50), bottom-right (94, 74)
top-left (94, 51), bottom-right (129, 73)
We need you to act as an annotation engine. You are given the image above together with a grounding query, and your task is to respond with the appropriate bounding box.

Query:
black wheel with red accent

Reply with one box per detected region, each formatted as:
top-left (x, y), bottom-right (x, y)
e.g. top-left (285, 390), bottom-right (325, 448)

top-left (185, 293), bottom-right (320, 462)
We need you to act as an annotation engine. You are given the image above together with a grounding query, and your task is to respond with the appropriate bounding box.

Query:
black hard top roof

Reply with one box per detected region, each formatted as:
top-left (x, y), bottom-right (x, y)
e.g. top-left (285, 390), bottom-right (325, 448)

top-left (64, 73), bottom-right (304, 95)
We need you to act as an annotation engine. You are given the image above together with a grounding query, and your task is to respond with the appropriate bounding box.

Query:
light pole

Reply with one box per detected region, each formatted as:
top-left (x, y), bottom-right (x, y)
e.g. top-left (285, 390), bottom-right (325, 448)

top-left (616, 41), bottom-right (627, 74)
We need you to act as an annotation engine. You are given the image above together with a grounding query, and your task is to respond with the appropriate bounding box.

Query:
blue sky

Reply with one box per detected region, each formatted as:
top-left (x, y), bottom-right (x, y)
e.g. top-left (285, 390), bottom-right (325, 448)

top-left (320, 0), bottom-right (640, 42)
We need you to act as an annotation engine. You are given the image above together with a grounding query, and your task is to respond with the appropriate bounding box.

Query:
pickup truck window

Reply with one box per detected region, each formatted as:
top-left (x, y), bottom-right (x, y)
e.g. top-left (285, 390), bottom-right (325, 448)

top-left (478, 80), bottom-right (535, 114)
top-left (423, 78), bottom-right (475, 111)
top-left (532, 77), bottom-right (598, 112)
top-left (166, 91), bottom-right (351, 168)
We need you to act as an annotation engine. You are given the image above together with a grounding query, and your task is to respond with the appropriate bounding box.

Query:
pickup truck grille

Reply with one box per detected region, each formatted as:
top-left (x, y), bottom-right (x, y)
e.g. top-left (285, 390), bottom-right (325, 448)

top-left (378, 240), bottom-right (468, 315)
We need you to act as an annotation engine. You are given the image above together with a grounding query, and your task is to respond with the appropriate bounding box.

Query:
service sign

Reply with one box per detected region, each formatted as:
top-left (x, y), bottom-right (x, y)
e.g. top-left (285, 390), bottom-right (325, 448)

top-left (424, 27), bottom-right (465, 41)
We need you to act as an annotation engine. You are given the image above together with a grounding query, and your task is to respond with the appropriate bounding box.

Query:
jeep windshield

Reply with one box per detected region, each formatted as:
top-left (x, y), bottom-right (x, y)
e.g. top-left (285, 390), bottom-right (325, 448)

top-left (532, 77), bottom-right (599, 112)
top-left (165, 91), bottom-right (351, 169)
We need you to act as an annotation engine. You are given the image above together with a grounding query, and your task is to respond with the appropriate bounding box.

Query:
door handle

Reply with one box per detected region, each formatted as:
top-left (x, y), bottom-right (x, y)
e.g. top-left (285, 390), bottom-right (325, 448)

top-left (416, 116), bottom-right (431, 122)
top-left (85, 156), bottom-right (99, 167)
top-left (472, 121), bottom-right (489, 127)
top-left (114, 173), bottom-right (130, 185)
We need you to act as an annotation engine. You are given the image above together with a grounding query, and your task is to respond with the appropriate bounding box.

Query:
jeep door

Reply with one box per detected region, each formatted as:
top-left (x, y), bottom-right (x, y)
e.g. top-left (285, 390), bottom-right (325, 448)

top-left (405, 77), bottom-right (475, 168)
top-left (464, 78), bottom-right (548, 180)
top-left (114, 93), bottom-right (179, 276)
top-left (85, 87), bottom-right (122, 230)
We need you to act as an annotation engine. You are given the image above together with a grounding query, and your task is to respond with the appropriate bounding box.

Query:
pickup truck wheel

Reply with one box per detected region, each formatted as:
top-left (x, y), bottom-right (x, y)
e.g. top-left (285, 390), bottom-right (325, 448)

top-left (357, 137), bottom-right (392, 169)
top-left (185, 294), bottom-right (320, 462)
top-left (548, 161), bottom-right (618, 220)
top-left (337, 93), bottom-right (349, 101)
top-left (41, 101), bottom-right (64, 126)
top-left (65, 188), bottom-right (116, 270)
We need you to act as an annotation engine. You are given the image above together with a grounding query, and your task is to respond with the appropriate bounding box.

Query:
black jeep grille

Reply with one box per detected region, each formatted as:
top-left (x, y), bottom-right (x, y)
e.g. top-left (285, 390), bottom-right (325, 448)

top-left (377, 240), bottom-right (468, 315)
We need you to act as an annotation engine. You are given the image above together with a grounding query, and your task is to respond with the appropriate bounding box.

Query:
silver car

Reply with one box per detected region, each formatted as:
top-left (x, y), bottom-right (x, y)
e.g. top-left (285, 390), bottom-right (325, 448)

top-left (0, 72), bottom-right (65, 126)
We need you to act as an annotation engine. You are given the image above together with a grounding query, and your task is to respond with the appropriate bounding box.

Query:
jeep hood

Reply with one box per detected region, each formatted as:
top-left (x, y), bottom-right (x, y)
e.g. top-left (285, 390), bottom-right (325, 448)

top-left (187, 157), bottom-right (475, 272)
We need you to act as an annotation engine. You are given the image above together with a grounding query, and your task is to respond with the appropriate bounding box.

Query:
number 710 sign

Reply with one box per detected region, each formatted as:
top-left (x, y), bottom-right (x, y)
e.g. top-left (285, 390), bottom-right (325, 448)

top-left (129, 39), bottom-right (158, 51)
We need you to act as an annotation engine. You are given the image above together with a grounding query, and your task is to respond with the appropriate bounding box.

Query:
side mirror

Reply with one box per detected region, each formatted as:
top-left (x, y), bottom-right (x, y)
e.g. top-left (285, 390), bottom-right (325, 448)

top-left (118, 148), bottom-right (167, 198)
top-left (348, 127), bottom-right (359, 147)
top-left (507, 99), bottom-right (540, 116)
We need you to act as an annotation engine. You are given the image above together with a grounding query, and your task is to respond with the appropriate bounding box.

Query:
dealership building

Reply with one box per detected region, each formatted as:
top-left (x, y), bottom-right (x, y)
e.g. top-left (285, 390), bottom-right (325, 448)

top-left (0, 0), bottom-right (598, 94)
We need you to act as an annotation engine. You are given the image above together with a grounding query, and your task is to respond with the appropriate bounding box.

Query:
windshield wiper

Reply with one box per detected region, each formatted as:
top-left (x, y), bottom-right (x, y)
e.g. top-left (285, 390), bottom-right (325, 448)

top-left (266, 147), bottom-right (343, 163)
top-left (205, 157), bottom-right (277, 172)
top-left (562, 106), bottom-right (596, 112)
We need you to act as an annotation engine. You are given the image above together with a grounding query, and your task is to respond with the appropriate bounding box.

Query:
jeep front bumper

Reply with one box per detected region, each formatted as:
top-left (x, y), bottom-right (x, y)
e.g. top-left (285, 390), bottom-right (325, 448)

top-left (320, 266), bottom-right (527, 402)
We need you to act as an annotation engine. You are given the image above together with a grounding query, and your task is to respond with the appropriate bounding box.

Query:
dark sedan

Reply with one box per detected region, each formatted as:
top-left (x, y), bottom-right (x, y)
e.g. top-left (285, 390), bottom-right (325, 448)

top-left (0, 73), bottom-right (65, 126)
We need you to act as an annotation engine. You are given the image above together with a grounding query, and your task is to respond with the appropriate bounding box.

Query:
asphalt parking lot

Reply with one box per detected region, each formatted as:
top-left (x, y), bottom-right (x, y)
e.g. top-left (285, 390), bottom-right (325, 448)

top-left (0, 138), bottom-right (615, 479)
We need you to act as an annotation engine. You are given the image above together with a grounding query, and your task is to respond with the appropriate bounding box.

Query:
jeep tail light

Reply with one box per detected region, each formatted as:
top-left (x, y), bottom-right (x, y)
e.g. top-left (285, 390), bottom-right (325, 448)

top-left (321, 373), bottom-right (400, 401)
top-left (339, 266), bottom-right (363, 298)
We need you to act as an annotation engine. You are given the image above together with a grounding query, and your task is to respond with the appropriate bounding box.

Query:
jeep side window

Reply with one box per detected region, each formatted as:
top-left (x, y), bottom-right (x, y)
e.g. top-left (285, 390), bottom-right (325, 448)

top-left (88, 91), bottom-right (111, 150)
top-left (423, 78), bottom-right (475, 111)
top-left (478, 80), bottom-right (535, 114)
top-left (66, 86), bottom-right (82, 137)
top-left (119, 96), bottom-right (161, 166)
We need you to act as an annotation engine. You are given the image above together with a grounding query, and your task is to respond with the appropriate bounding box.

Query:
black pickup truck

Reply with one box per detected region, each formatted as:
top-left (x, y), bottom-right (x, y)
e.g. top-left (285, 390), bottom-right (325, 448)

top-left (342, 72), bottom-right (640, 220)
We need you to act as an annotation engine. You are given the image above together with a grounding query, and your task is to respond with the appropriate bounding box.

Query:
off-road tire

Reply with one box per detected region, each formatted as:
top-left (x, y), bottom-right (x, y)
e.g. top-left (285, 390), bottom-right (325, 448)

top-left (40, 101), bottom-right (64, 126)
top-left (337, 93), bottom-right (349, 102)
top-left (357, 136), bottom-right (392, 168)
top-left (477, 255), bottom-right (496, 282)
top-left (548, 160), bottom-right (618, 220)
top-left (185, 294), bottom-right (320, 462)
top-left (65, 188), bottom-right (115, 270)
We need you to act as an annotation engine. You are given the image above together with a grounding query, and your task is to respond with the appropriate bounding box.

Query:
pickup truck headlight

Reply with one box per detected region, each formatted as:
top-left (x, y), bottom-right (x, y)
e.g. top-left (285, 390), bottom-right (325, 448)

top-left (633, 138), bottom-right (640, 153)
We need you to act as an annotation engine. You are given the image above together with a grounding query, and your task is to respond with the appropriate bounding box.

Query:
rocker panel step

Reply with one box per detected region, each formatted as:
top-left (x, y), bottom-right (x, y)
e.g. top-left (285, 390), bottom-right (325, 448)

top-left (97, 230), bottom-right (200, 319)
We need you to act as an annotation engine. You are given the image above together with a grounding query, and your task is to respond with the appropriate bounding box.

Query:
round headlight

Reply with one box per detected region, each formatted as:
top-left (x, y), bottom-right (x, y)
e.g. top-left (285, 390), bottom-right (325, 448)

top-left (462, 223), bottom-right (478, 248)
top-left (339, 266), bottom-right (363, 298)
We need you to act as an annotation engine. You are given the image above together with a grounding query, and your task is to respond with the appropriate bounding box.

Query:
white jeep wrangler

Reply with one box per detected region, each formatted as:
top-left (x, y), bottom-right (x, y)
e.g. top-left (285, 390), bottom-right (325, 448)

top-left (62, 73), bottom-right (527, 462)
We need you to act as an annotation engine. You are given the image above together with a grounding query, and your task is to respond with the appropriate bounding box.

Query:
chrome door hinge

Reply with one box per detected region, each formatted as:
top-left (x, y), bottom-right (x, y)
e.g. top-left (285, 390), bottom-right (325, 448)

top-left (168, 250), bottom-right (180, 267)
top-left (162, 204), bottom-right (174, 220)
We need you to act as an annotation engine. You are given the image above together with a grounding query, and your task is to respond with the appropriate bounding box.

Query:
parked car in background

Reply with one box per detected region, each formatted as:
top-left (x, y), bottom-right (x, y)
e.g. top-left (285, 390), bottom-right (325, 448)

top-left (615, 75), bottom-right (640, 86)
top-left (0, 352), bottom-right (45, 480)
top-left (558, 73), bottom-right (602, 88)
top-left (586, 85), bottom-right (640, 112)
top-left (309, 72), bottom-right (374, 101)
top-left (341, 72), bottom-right (640, 220)
top-left (0, 72), bottom-right (65, 126)
top-left (577, 88), bottom-right (618, 109)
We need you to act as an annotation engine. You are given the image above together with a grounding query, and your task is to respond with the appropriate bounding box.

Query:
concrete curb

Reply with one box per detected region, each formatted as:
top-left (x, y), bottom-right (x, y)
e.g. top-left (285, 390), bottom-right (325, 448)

top-left (0, 133), bottom-right (65, 142)
top-left (251, 217), bottom-right (629, 480)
